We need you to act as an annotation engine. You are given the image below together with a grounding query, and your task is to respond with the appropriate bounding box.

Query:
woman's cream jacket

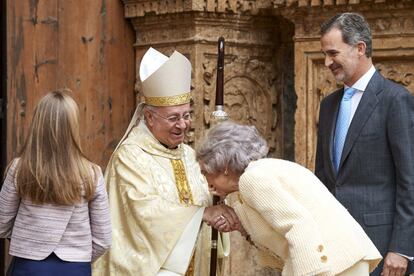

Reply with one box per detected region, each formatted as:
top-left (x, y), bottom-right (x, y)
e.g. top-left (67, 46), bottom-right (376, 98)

top-left (228, 158), bottom-right (381, 276)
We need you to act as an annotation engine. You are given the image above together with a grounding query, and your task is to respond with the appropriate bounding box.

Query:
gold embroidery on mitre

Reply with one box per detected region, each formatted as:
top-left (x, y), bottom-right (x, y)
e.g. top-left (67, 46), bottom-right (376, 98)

top-left (145, 92), bottom-right (191, 107)
top-left (171, 159), bottom-right (194, 205)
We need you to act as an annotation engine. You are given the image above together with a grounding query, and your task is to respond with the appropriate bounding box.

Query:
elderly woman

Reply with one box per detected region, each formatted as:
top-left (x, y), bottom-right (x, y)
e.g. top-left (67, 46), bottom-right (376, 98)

top-left (196, 121), bottom-right (382, 276)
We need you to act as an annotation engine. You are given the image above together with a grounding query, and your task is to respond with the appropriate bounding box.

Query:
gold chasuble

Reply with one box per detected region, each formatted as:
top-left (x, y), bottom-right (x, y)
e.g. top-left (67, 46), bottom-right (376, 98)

top-left (92, 121), bottom-right (215, 276)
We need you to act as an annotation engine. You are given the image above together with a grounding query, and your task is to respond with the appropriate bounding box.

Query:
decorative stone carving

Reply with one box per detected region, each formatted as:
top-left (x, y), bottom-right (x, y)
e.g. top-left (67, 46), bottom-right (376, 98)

top-left (282, 2), bottom-right (414, 40)
top-left (314, 64), bottom-right (340, 125)
top-left (122, 0), bottom-right (274, 17)
top-left (202, 54), bottom-right (279, 154)
top-left (122, 0), bottom-right (189, 18)
top-left (122, 0), bottom-right (414, 18)
top-left (376, 62), bottom-right (414, 94)
top-left (272, 0), bottom-right (414, 8)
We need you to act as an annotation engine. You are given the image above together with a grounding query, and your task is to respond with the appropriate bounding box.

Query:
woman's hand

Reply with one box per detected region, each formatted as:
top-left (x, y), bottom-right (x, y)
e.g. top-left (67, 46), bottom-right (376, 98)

top-left (203, 204), bottom-right (240, 232)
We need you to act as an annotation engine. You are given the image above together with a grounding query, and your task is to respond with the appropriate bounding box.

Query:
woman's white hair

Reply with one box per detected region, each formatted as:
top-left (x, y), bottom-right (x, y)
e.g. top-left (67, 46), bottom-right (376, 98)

top-left (196, 121), bottom-right (268, 174)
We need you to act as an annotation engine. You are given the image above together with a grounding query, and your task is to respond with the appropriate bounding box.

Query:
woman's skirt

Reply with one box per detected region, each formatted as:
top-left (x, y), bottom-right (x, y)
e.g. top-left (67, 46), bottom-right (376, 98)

top-left (8, 253), bottom-right (91, 276)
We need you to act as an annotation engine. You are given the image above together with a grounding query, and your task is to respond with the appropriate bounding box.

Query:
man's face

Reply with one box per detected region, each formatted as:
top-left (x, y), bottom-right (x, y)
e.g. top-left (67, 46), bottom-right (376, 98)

top-left (321, 28), bottom-right (362, 86)
top-left (145, 103), bottom-right (191, 148)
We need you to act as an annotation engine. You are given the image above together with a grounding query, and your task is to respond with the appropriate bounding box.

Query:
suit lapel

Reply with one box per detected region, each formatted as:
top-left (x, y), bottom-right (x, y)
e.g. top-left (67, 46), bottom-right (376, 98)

top-left (338, 72), bottom-right (383, 171)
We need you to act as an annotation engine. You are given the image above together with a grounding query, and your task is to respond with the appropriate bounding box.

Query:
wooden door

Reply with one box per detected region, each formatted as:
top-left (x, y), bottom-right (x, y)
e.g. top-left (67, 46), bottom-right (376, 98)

top-left (6, 0), bottom-right (136, 167)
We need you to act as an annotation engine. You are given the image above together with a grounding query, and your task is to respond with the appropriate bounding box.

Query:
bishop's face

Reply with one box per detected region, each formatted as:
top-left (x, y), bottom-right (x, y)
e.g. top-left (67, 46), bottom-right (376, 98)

top-left (145, 103), bottom-right (191, 149)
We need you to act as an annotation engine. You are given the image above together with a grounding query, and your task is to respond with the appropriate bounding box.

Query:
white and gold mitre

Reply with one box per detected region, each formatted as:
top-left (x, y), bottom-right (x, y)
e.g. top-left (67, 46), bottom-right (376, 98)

top-left (139, 47), bottom-right (192, 106)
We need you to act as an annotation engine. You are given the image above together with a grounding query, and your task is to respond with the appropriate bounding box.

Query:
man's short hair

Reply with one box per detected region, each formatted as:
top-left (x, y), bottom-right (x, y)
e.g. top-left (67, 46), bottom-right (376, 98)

top-left (321, 12), bottom-right (372, 58)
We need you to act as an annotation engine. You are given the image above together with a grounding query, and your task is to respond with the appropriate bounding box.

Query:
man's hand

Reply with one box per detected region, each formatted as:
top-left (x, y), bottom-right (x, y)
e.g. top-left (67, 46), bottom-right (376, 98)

top-left (381, 252), bottom-right (408, 276)
top-left (203, 204), bottom-right (240, 232)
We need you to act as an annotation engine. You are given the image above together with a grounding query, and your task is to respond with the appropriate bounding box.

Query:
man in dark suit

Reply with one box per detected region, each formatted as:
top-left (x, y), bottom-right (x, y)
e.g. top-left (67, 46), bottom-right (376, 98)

top-left (316, 12), bottom-right (414, 276)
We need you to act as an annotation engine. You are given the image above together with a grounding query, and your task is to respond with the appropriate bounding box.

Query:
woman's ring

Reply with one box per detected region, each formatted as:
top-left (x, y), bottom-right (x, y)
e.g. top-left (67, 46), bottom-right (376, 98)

top-left (219, 215), bottom-right (226, 220)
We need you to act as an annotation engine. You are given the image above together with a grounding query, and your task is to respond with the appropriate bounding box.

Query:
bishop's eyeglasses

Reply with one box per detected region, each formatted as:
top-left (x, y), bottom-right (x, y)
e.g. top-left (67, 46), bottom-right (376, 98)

top-left (151, 111), bottom-right (192, 124)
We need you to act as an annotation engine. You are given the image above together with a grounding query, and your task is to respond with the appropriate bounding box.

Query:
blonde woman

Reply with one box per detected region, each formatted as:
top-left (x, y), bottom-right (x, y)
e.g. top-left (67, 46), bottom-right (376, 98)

top-left (0, 90), bottom-right (111, 276)
top-left (196, 121), bottom-right (382, 276)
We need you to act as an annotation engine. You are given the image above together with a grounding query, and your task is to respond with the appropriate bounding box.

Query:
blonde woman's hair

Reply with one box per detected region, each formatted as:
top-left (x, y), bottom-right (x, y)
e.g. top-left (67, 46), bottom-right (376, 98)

top-left (16, 89), bottom-right (96, 205)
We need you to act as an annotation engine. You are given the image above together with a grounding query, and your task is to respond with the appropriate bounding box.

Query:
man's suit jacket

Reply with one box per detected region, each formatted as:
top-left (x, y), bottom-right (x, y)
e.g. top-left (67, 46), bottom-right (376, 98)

top-left (315, 71), bottom-right (414, 274)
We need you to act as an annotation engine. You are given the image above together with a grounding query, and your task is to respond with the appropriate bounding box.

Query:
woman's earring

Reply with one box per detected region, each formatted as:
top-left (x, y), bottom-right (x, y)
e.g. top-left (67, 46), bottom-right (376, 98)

top-left (224, 169), bottom-right (228, 176)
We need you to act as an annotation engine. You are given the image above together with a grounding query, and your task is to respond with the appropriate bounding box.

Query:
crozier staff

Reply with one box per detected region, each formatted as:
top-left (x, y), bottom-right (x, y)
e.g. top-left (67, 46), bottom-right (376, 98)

top-left (209, 36), bottom-right (229, 276)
